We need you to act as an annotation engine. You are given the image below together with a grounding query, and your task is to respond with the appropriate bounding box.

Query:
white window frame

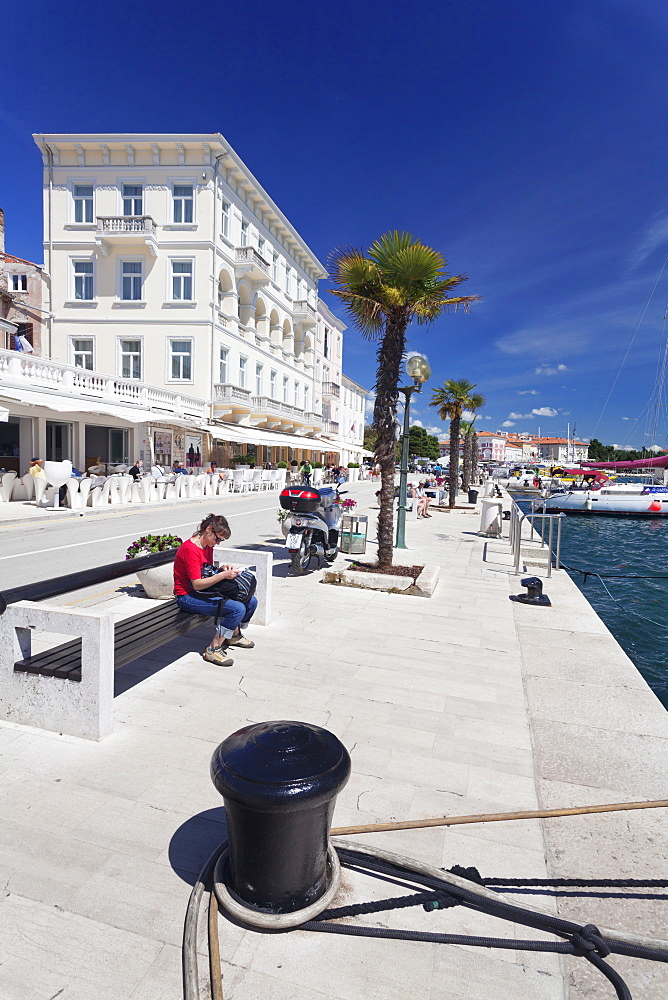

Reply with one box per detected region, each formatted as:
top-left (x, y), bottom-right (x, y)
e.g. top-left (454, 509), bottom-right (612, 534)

top-left (170, 258), bottom-right (194, 301)
top-left (121, 183), bottom-right (143, 217)
top-left (272, 252), bottom-right (279, 283)
top-left (255, 362), bottom-right (263, 396)
top-left (324, 328), bottom-right (329, 359)
top-left (167, 338), bottom-right (194, 382)
top-left (240, 219), bottom-right (249, 246)
top-left (270, 369), bottom-right (277, 399)
top-left (294, 381), bottom-right (300, 408)
top-left (70, 336), bottom-right (95, 370)
top-left (172, 183), bottom-right (194, 224)
top-left (239, 355), bottom-right (248, 388)
top-left (72, 258), bottom-right (95, 301)
top-left (117, 336), bottom-right (143, 380)
top-left (120, 258), bottom-right (143, 301)
top-left (72, 182), bottom-right (94, 224)
top-left (284, 263), bottom-right (291, 296)
top-left (258, 236), bottom-right (265, 257)
top-left (221, 199), bottom-right (230, 238)
top-left (282, 375), bottom-right (289, 403)
top-left (11, 274), bottom-right (28, 292)
top-left (219, 346), bottom-right (229, 384)
top-left (304, 385), bottom-right (309, 411)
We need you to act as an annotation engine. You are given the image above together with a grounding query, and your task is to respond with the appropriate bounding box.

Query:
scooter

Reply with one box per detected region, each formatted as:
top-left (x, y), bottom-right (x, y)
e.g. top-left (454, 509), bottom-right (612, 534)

top-left (279, 484), bottom-right (346, 575)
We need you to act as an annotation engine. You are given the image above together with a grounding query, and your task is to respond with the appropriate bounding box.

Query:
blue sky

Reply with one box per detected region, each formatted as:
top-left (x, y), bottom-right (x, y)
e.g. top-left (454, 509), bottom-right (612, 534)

top-left (2, 0), bottom-right (668, 447)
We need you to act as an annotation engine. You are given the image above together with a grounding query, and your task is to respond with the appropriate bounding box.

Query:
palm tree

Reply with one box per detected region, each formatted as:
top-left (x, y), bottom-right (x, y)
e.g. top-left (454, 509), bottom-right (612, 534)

top-left (460, 420), bottom-right (475, 490)
top-left (431, 380), bottom-right (485, 508)
top-left (329, 232), bottom-right (479, 568)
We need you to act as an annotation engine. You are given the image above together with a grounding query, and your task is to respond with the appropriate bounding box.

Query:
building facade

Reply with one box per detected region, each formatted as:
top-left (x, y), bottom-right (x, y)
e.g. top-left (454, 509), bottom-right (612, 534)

top-left (0, 209), bottom-right (46, 356)
top-left (21, 132), bottom-right (350, 470)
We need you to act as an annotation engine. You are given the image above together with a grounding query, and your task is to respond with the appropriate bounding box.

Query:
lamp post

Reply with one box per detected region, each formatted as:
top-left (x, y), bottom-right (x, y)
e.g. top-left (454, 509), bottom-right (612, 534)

top-left (395, 354), bottom-right (431, 549)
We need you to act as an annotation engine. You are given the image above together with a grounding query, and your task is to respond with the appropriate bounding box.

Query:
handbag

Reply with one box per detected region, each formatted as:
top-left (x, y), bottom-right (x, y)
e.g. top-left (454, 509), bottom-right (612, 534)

top-left (201, 563), bottom-right (257, 604)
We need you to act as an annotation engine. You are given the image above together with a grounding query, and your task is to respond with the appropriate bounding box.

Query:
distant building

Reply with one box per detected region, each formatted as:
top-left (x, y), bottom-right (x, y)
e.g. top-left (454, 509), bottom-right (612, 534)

top-left (0, 208), bottom-right (46, 356)
top-left (476, 431), bottom-right (507, 463)
top-left (538, 437), bottom-right (589, 463)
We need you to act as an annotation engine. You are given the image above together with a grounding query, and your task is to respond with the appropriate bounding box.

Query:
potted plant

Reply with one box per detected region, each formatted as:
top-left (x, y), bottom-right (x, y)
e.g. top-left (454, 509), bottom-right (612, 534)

top-left (347, 461), bottom-right (360, 483)
top-left (231, 454), bottom-right (250, 469)
top-left (126, 533), bottom-right (182, 599)
top-left (277, 461), bottom-right (288, 469)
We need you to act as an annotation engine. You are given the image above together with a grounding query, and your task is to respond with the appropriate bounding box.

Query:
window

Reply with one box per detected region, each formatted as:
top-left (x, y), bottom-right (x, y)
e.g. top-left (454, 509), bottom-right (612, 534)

top-left (122, 184), bottom-right (142, 216)
top-left (304, 385), bottom-right (309, 411)
top-left (120, 339), bottom-right (142, 379)
top-left (296, 277), bottom-right (302, 301)
top-left (121, 260), bottom-right (142, 300)
top-left (255, 363), bottom-right (263, 396)
top-left (282, 375), bottom-right (289, 403)
top-left (258, 236), bottom-right (265, 257)
top-left (294, 381), bottom-right (299, 407)
top-left (172, 260), bottom-right (193, 300)
top-left (170, 340), bottom-right (192, 380)
top-left (284, 263), bottom-right (291, 295)
top-left (239, 356), bottom-right (247, 388)
top-left (324, 328), bottom-right (329, 359)
top-left (240, 219), bottom-right (249, 246)
top-left (73, 184), bottom-right (93, 223)
top-left (74, 260), bottom-right (94, 300)
top-left (72, 338), bottom-right (94, 370)
top-left (219, 346), bottom-right (228, 383)
top-left (270, 370), bottom-right (277, 399)
top-left (11, 274), bottom-right (27, 292)
top-left (272, 252), bottom-right (278, 282)
top-left (173, 184), bottom-right (193, 223)
top-left (221, 199), bottom-right (230, 237)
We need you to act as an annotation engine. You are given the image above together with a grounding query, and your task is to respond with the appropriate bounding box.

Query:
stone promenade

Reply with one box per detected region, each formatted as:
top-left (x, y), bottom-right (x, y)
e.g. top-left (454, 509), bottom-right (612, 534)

top-left (0, 498), bottom-right (666, 999)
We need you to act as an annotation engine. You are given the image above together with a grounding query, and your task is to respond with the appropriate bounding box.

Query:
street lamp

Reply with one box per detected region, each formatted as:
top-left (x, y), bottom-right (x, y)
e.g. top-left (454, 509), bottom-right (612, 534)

top-left (395, 354), bottom-right (431, 548)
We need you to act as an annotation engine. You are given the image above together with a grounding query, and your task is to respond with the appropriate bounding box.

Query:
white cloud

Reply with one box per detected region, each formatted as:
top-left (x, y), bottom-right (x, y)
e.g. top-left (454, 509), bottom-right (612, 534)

top-left (425, 425), bottom-right (441, 435)
top-left (411, 419), bottom-right (424, 428)
top-left (364, 392), bottom-right (375, 421)
top-left (535, 363), bottom-right (568, 375)
top-left (628, 211), bottom-right (668, 271)
top-left (612, 443), bottom-right (636, 451)
top-left (621, 416), bottom-right (631, 421)
top-left (649, 444), bottom-right (663, 452)
top-left (462, 409), bottom-right (475, 421)
top-left (516, 389), bottom-right (538, 395)
top-left (508, 411), bottom-right (533, 420)
top-left (502, 420), bottom-right (516, 427)
top-left (531, 406), bottom-right (558, 417)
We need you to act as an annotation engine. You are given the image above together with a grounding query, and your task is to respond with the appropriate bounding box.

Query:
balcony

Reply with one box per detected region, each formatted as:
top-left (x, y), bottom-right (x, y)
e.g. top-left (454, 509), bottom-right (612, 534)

top-left (0, 347), bottom-right (207, 421)
top-left (96, 216), bottom-right (158, 257)
top-left (322, 420), bottom-right (340, 437)
top-left (322, 381), bottom-right (340, 398)
top-left (213, 383), bottom-right (253, 422)
top-left (234, 247), bottom-right (270, 284)
top-left (293, 300), bottom-right (317, 328)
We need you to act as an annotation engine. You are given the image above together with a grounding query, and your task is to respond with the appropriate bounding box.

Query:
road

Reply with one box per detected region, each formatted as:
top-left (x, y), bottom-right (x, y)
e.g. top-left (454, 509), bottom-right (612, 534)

top-left (0, 481), bottom-right (379, 591)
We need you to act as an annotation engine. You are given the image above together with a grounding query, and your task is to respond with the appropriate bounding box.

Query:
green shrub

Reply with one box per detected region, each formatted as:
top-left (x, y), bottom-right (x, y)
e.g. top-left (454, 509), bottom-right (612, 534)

top-left (313, 461), bottom-right (323, 468)
top-left (347, 462), bottom-right (360, 468)
top-left (231, 454), bottom-right (248, 464)
top-left (277, 461), bottom-right (288, 468)
top-left (290, 459), bottom-right (298, 466)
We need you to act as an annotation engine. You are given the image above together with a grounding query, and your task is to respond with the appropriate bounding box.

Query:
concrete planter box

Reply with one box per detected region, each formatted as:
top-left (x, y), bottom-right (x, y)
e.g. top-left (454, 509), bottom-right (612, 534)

top-left (135, 563), bottom-right (175, 599)
top-left (323, 563), bottom-right (439, 597)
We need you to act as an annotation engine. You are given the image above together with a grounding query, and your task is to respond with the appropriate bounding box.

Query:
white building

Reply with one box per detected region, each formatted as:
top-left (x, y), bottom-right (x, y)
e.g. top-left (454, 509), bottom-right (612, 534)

top-left (340, 374), bottom-right (367, 465)
top-left (11, 131), bottom-right (350, 472)
top-left (538, 437), bottom-right (589, 463)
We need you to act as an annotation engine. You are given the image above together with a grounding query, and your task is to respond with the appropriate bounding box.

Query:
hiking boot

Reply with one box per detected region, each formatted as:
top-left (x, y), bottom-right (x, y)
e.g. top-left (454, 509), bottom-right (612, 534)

top-left (203, 645), bottom-right (234, 666)
top-left (226, 632), bottom-right (255, 649)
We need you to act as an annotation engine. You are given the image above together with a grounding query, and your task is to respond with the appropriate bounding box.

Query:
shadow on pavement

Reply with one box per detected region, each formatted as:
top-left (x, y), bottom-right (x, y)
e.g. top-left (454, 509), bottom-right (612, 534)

top-left (168, 806), bottom-right (229, 885)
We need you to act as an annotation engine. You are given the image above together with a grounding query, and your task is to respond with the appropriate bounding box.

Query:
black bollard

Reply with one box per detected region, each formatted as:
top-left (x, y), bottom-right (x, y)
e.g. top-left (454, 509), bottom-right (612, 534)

top-left (509, 576), bottom-right (551, 606)
top-left (210, 720), bottom-right (351, 914)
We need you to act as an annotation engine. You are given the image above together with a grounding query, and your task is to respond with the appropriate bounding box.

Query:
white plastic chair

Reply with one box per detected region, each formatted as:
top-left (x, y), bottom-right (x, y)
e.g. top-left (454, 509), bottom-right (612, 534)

top-left (163, 478), bottom-right (177, 500)
top-left (0, 471), bottom-right (17, 502)
top-left (192, 473), bottom-right (207, 497)
top-left (154, 480), bottom-right (167, 501)
top-left (33, 476), bottom-right (48, 506)
top-left (79, 479), bottom-right (92, 508)
top-left (65, 478), bottom-right (82, 509)
top-left (251, 469), bottom-right (263, 491)
top-left (44, 460), bottom-right (72, 509)
top-left (18, 473), bottom-right (35, 501)
top-left (260, 470), bottom-right (272, 491)
top-left (204, 474), bottom-right (218, 498)
top-left (243, 469), bottom-right (254, 490)
top-left (116, 475), bottom-right (132, 504)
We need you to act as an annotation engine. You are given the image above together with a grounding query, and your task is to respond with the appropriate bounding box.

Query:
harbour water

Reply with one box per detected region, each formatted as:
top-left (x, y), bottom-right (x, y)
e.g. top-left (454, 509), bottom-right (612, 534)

top-left (516, 498), bottom-right (668, 708)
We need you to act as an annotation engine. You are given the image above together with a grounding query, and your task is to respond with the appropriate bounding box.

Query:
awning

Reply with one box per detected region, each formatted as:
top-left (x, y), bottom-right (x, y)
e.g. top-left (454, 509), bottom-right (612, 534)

top-left (0, 386), bottom-right (207, 428)
top-left (209, 421), bottom-right (341, 452)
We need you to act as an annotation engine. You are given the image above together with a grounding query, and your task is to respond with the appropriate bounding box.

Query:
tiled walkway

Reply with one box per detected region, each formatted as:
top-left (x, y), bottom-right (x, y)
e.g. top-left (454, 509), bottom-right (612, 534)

top-left (0, 500), bottom-right (666, 999)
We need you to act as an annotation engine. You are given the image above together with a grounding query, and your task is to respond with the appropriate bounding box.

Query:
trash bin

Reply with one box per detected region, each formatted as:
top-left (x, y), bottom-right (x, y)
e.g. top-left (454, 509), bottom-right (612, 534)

top-left (479, 498), bottom-right (503, 536)
top-left (467, 489), bottom-right (479, 504)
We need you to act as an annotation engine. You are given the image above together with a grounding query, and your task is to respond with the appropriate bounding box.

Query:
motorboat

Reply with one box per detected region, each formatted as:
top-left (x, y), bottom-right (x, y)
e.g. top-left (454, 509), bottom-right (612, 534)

top-left (541, 481), bottom-right (668, 516)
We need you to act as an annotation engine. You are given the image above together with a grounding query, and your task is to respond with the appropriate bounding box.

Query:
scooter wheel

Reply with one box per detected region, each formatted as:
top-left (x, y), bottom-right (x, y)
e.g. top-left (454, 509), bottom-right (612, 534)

top-left (291, 538), bottom-right (312, 575)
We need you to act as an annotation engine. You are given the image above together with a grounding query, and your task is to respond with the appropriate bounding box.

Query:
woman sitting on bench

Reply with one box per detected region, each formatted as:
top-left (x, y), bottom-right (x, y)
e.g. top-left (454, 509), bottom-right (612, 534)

top-left (173, 513), bottom-right (258, 667)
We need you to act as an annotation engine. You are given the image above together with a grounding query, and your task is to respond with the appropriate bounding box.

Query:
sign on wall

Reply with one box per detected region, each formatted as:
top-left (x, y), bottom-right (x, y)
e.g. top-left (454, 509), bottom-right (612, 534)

top-left (154, 430), bottom-right (172, 466)
top-left (185, 435), bottom-right (202, 468)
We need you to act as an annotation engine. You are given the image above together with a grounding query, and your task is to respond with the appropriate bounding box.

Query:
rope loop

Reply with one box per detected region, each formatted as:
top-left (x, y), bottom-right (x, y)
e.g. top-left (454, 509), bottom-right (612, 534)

top-left (571, 924), bottom-right (611, 959)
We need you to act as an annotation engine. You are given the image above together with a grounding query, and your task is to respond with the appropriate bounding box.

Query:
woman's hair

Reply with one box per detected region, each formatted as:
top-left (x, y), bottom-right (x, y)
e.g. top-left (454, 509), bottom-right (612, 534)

top-left (195, 512), bottom-right (230, 540)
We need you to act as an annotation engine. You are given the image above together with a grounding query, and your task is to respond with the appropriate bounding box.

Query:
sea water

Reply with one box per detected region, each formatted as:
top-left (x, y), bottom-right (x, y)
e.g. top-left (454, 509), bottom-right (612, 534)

top-left (514, 500), bottom-right (668, 709)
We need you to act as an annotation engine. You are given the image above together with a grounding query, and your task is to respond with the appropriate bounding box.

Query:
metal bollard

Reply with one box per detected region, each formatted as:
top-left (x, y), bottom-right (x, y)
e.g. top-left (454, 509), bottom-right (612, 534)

top-left (210, 720), bottom-right (351, 914)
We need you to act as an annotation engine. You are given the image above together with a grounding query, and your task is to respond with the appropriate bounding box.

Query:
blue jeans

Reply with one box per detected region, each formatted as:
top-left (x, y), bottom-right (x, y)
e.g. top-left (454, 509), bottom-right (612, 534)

top-left (176, 593), bottom-right (258, 640)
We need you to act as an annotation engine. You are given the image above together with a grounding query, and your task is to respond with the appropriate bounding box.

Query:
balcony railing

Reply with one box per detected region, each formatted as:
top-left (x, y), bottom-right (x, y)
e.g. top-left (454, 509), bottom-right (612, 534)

top-left (214, 383), bottom-right (253, 404)
top-left (322, 381), bottom-right (340, 398)
top-left (293, 300), bottom-right (317, 326)
top-left (97, 216), bottom-right (156, 235)
top-left (322, 420), bottom-right (340, 435)
top-left (0, 348), bottom-right (206, 420)
top-left (234, 247), bottom-right (270, 281)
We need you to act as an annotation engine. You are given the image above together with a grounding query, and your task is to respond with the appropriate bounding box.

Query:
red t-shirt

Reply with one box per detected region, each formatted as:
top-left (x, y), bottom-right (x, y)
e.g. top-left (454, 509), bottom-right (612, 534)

top-left (173, 539), bottom-right (213, 596)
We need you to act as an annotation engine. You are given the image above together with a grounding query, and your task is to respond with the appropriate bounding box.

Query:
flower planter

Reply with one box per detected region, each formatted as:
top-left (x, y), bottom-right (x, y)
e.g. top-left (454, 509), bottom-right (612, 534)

top-left (347, 467), bottom-right (359, 483)
top-left (135, 563), bottom-right (175, 599)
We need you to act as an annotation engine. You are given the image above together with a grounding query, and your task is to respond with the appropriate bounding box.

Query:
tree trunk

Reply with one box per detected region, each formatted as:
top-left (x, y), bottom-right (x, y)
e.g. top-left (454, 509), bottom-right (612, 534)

top-left (462, 434), bottom-right (472, 490)
top-left (374, 312), bottom-right (407, 568)
top-left (471, 433), bottom-right (479, 482)
top-left (448, 414), bottom-right (460, 509)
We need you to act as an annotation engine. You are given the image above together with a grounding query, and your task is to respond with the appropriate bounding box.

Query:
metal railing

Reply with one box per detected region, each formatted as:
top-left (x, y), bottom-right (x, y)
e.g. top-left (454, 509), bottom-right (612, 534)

top-left (508, 498), bottom-right (565, 578)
